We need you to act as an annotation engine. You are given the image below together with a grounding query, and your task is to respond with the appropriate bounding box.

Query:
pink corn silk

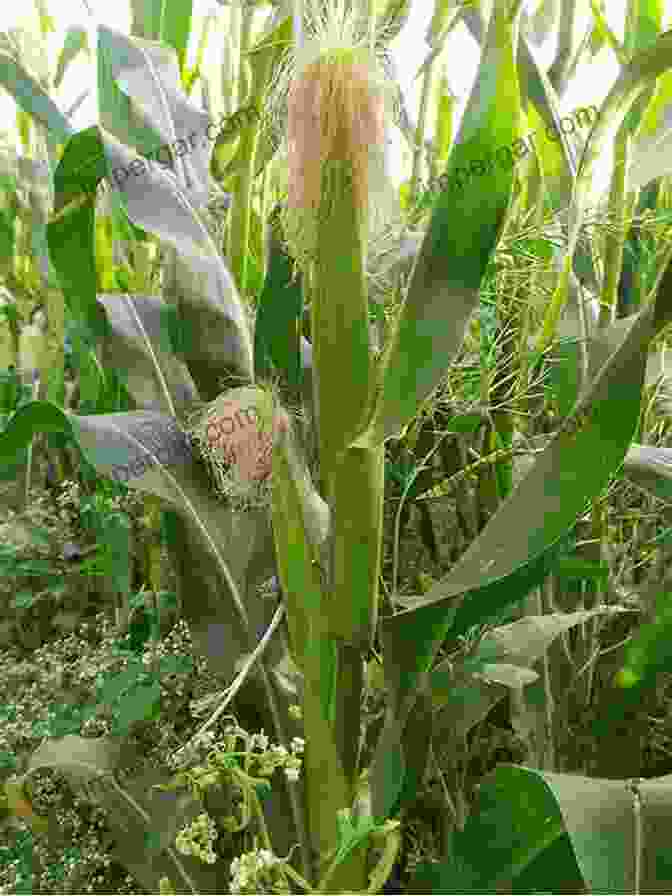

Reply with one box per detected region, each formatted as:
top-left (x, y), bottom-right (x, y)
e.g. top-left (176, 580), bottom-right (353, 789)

top-left (206, 400), bottom-right (289, 482)
top-left (286, 59), bottom-right (386, 213)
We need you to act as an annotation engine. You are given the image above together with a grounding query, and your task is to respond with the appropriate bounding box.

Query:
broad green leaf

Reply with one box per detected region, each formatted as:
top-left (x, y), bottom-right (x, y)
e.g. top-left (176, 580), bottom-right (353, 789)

top-left (98, 121), bottom-right (254, 391)
top-left (365, 3), bottom-right (523, 443)
top-left (369, 708), bottom-right (405, 821)
top-left (460, 6), bottom-right (592, 277)
top-left (105, 762), bottom-right (221, 894)
top-left (96, 293), bottom-right (200, 418)
top-left (47, 128), bottom-right (110, 348)
top-left (502, 767), bottom-right (672, 893)
top-left (414, 743), bottom-right (672, 894)
top-left (97, 25), bottom-right (212, 208)
top-left (26, 734), bottom-right (218, 894)
top-left (49, 113), bottom-right (254, 396)
top-left (371, 293), bottom-right (670, 823)
top-left (407, 764), bottom-right (573, 894)
top-left (369, 27), bottom-right (672, 770)
top-left (96, 26), bottom-right (165, 167)
top-left (379, 296), bottom-right (667, 736)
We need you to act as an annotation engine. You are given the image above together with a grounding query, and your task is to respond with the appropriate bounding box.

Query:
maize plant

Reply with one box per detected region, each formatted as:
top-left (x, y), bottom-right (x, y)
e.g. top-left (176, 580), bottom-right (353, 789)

top-left (10, 0), bottom-right (672, 892)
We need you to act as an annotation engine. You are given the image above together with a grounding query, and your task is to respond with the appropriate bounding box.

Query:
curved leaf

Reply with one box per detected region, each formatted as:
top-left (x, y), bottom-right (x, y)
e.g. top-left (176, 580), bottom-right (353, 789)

top-left (0, 49), bottom-right (74, 143)
top-left (370, 281), bottom-right (672, 826)
top-left (497, 766), bottom-right (672, 894)
top-left (47, 129), bottom-right (110, 348)
top-left (408, 764), bottom-right (572, 894)
top-left (97, 24), bottom-right (210, 209)
top-left (0, 399), bottom-right (283, 686)
top-left (431, 606), bottom-right (632, 744)
top-left (364, 3), bottom-right (523, 443)
top-left (97, 292), bottom-right (200, 417)
top-left (23, 736), bottom-right (221, 893)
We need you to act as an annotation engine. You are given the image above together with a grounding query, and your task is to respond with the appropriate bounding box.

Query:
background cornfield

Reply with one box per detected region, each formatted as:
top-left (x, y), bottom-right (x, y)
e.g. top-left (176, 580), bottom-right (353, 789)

top-left (5, 0), bottom-right (672, 893)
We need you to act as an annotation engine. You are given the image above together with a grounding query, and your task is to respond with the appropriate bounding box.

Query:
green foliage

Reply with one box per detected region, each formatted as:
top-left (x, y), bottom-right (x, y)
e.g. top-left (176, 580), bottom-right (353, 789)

top-left (253, 205), bottom-right (303, 396)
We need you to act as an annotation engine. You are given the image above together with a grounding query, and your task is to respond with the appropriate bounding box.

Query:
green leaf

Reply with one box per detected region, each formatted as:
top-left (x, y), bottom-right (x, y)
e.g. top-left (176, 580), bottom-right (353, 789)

top-left (47, 128), bottom-right (110, 348)
top-left (509, 767), bottom-right (658, 893)
top-left (253, 205), bottom-right (303, 396)
top-left (96, 26), bottom-right (166, 161)
top-left (0, 49), bottom-right (74, 142)
top-left (330, 808), bottom-right (384, 869)
top-left (427, 608), bottom-right (631, 792)
top-left (407, 765), bottom-right (571, 893)
top-left (371, 43), bottom-right (672, 770)
top-left (364, 4), bottom-right (522, 442)
top-left (545, 338), bottom-right (582, 417)
top-left (0, 398), bottom-right (279, 691)
top-left (97, 293), bottom-right (200, 417)
top-left (369, 712), bottom-right (405, 822)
